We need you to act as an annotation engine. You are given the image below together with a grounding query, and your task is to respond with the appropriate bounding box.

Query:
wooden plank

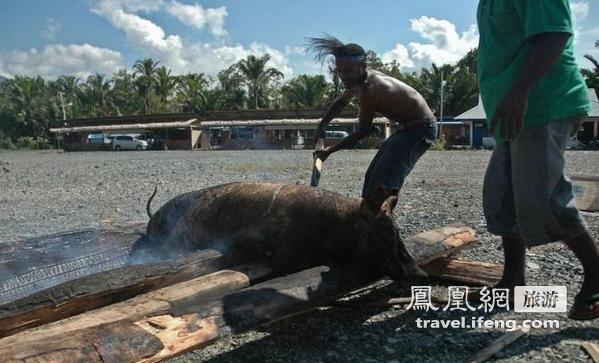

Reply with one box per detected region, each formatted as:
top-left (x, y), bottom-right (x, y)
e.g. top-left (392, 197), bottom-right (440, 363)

top-left (571, 174), bottom-right (599, 211)
top-left (0, 270), bottom-right (251, 356)
top-left (404, 223), bottom-right (476, 265)
top-left (0, 249), bottom-right (228, 338)
top-left (0, 265), bottom-right (377, 362)
top-left (582, 342), bottom-right (599, 363)
top-left (0, 224), bottom-right (478, 362)
top-left (422, 257), bottom-right (503, 286)
top-left (0, 225), bottom-right (145, 305)
top-left (468, 327), bottom-right (530, 363)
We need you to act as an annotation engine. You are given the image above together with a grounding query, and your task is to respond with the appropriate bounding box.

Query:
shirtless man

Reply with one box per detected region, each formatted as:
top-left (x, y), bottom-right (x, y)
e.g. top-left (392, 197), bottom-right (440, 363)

top-left (307, 35), bottom-right (437, 198)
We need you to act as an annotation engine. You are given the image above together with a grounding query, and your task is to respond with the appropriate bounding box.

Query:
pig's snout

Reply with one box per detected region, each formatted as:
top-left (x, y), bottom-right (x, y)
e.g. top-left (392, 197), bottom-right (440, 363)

top-left (387, 260), bottom-right (429, 288)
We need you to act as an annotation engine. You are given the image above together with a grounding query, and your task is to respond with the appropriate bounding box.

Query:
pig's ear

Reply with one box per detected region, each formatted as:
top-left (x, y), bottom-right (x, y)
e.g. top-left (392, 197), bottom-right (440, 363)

top-left (380, 194), bottom-right (398, 216)
top-left (360, 184), bottom-right (397, 218)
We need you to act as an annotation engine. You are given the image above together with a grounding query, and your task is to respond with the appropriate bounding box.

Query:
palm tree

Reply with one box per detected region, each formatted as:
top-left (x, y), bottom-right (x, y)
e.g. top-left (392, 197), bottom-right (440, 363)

top-left (4, 76), bottom-right (49, 137)
top-left (112, 68), bottom-right (138, 115)
top-left (581, 54), bottom-right (599, 96)
top-left (133, 58), bottom-right (160, 114)
top-left (235, 54), bottom-right (284, 109)
top-left (282, 75), bottom-right (330, 108)
top-left (55, 75), bottom-right (81, 119)
top-left (155, 66), bottom-right (177, 112)
top-left (83, 73), bottom-right (113, 116)
top-left (176, 73), bottom-right (209, 113)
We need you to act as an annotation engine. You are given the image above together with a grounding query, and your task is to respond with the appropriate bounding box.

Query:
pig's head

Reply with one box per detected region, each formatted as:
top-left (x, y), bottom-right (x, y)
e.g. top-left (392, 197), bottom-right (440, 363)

top-left (358, 185), bottom-right (428, 286)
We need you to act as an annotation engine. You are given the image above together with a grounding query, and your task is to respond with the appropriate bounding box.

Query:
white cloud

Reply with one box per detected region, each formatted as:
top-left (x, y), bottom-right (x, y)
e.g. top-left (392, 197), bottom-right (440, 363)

top-left (0, 44), bottom-right (123, 79)
top-left (167, 1), bottom-right (228, 37)
top-left (91, 0), bottom-right (187, 71)
top-left (381, 44), bottom-right (414, 69)
top-left (42, 18), bottom-right (62, 41)
top-left (284, 46), bottom-right (305, 56)
top-left (570, 1), bottom-right (599, 67)
top-left (571, 1), bottom-right (589, 23)
top-left (382, 16), bottom-right (478, 70)
top-left (90, 0), bottom-right (294, 78)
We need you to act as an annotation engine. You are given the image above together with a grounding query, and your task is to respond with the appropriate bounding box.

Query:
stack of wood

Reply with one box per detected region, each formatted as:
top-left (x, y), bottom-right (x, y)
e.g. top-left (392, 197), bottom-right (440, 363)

top-left (0, 223), bottom-right (501, 362)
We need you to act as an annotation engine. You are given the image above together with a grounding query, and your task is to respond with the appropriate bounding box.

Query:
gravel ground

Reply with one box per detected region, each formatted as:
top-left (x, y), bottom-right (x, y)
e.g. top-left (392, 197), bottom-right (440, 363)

top-left (0, 149), bottom-right (598, 362)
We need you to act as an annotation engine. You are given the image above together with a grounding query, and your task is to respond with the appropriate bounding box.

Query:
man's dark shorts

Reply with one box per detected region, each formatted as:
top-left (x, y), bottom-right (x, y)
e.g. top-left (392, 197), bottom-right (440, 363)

top-left (362, 121), bottom-right (437, 198)
top-left (483, 117), bottom-right (587, 246)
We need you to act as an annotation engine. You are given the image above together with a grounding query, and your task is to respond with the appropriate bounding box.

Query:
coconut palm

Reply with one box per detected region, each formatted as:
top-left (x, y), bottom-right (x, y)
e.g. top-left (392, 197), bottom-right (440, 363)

top-left (83, 73), bottom-right (113, 116)
top-left (176, 73), bottom-right (209, 113)
top-left (581, 54), bottom-right (599, 94)
top-left (55, 75), bottom-right (82, 118)
top-left (235, 54), bottom-right (284, 108)
top-left (133, 58), bottom-right (160, 114)
top-left (282, 75), bottom-right (330, 108)
top-left (4, 76), bottom-right (50, 137)
top-left (155, 66), bottom-right (177, 112)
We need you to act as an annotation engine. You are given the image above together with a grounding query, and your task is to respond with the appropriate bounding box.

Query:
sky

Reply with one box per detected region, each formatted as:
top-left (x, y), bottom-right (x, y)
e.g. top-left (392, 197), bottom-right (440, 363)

top-left (0, 0), bottom-right (597, 80)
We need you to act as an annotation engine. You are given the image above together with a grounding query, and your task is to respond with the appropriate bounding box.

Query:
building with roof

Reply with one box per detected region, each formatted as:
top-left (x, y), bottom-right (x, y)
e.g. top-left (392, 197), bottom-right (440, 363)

top-left (49, 109), bottom-right (391, 151)
top-left (455, 88), bottom-right (599, 148)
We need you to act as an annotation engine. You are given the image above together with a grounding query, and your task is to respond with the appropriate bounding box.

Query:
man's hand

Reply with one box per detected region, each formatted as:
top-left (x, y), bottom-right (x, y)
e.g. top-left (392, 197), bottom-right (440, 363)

top-left (490, 87), bottom-right (530, 140)
top-left (313, 147), bottom-right (333, 162)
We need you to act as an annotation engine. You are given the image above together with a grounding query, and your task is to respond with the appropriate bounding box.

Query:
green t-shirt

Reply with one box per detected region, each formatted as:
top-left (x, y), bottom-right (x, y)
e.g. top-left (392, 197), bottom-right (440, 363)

top-left (477, 0), bottom-right (590, 141)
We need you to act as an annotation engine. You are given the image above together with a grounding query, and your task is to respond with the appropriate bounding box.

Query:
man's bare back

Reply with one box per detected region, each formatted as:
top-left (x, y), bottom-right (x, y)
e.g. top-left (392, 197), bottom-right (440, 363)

top-left (355, 70), bottom-right (435, 124)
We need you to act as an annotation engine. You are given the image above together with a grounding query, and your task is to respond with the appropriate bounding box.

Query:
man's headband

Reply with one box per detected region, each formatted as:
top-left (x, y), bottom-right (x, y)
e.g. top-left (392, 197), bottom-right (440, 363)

top-left (336, 55), bottom-right (366, 63)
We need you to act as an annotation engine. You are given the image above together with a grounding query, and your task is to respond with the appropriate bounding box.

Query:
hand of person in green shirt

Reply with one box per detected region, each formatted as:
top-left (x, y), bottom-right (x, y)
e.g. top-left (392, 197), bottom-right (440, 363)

top-left (490, 33), bottom-right (570, 140)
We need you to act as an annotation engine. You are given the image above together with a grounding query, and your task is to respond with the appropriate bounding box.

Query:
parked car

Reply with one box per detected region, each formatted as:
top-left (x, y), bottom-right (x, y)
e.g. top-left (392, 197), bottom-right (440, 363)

top-left (111, 135), bottom-right (148, 151)
top-left (325, 130), bottom-right (350, 139)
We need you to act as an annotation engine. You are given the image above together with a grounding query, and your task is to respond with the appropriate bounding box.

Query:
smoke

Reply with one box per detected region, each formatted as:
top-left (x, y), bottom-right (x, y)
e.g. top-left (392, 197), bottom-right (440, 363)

top-left (0, 230), bottom-right (134, 305)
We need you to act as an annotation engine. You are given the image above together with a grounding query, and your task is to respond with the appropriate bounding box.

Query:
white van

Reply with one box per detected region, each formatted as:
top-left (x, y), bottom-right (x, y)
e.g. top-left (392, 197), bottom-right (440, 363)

top-left (325, 130), bottom-right (350, 139)
top-left (111, 135), bottom-right (148, 151)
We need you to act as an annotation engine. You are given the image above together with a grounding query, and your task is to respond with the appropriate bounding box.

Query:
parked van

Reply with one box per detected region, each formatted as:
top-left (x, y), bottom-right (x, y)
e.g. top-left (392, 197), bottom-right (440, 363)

top-left (111, 135), bottom-right (148, 151)
top-left (325, 130), bottom-right (350, 139)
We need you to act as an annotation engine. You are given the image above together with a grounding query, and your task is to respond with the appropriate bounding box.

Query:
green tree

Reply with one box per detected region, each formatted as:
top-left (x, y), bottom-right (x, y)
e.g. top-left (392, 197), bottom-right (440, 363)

top-left (213, 65), bottom-right (247, 110)
top-left (235, 54), bottom-right (284, 109)
top-left (82, 73), bottom-right (113, 116)
top-left (133, 58), bottom-right (160, 114)
top-left (55, 75), bottom-right (82, 119)
top-left (155, 66), bottom-right (177, 113)
top-left (111, 69), bottom-right (139, 116)
top-left (176, 73), bottom-right (209, 113)
top-left (282, 74), bottom-right (330, 108)
top-left (581, 54), bottom-right (599, 96)
top-left (2, 76), bottom-right (51, 138)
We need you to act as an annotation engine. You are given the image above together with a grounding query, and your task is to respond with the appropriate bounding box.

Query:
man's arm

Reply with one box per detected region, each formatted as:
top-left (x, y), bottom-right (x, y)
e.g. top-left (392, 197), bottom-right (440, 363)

top-left (315, 106), bottom-right (374, 161)
top-left (315, 88), bottom-right (354, 140)
top-left (491, 32), bottom-right (570, 139)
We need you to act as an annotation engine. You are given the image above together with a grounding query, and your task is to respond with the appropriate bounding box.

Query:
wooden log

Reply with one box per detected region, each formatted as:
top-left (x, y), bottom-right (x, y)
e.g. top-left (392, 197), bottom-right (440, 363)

top-left (422, 257), bottom-right (503, 286)
top-left (0, 265), bottom-right (378, 362)
top-left (582, 341), bottom-right (599, 363)
top-left (467, 326), bottom-right (530, 363)
top-left (403, 223), bottom-right (476, 265)
top-left (0, 224), bottom-right (478, 362)
top-left (0, 270), bottom-right (252, 355)
top-left (0, 225), bottom-right (145, 304)
top-left (0, 249), bottom-right (229, 338)
top-left (571, 174), bottom-right (599, 211)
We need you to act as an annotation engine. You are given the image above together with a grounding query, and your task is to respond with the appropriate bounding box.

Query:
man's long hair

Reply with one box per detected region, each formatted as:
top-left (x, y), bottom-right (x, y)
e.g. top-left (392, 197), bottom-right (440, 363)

top-left (305, 34), bottom-right (366, 64)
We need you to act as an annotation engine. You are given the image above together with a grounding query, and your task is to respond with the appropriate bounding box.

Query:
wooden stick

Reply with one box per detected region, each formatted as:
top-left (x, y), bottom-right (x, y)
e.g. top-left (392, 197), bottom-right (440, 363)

top-left (421, 257), bottom-right (503, 286)
top-left (0, 249), bottom-right (228, 338)
top-left (468, 326), bottom-right (530, 363)
top-left (582, 342), bottom-right (599, 363)
top-left (0, 270), bottom-right (252, 354)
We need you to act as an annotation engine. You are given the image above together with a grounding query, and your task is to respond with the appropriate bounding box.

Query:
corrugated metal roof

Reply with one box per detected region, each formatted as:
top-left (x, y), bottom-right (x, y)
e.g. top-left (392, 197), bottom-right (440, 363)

top-left (455, 89), bottom-right (598, 120)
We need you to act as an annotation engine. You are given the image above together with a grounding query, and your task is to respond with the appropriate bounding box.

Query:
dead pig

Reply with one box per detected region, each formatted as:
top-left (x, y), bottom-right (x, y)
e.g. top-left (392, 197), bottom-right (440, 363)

top-left (129, 182), bottom-right (427, 284)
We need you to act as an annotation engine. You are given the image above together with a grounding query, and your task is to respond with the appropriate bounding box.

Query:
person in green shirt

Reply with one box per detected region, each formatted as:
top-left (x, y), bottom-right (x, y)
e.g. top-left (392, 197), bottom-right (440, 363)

top-left (477, 0), bottom-right (598, 320)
